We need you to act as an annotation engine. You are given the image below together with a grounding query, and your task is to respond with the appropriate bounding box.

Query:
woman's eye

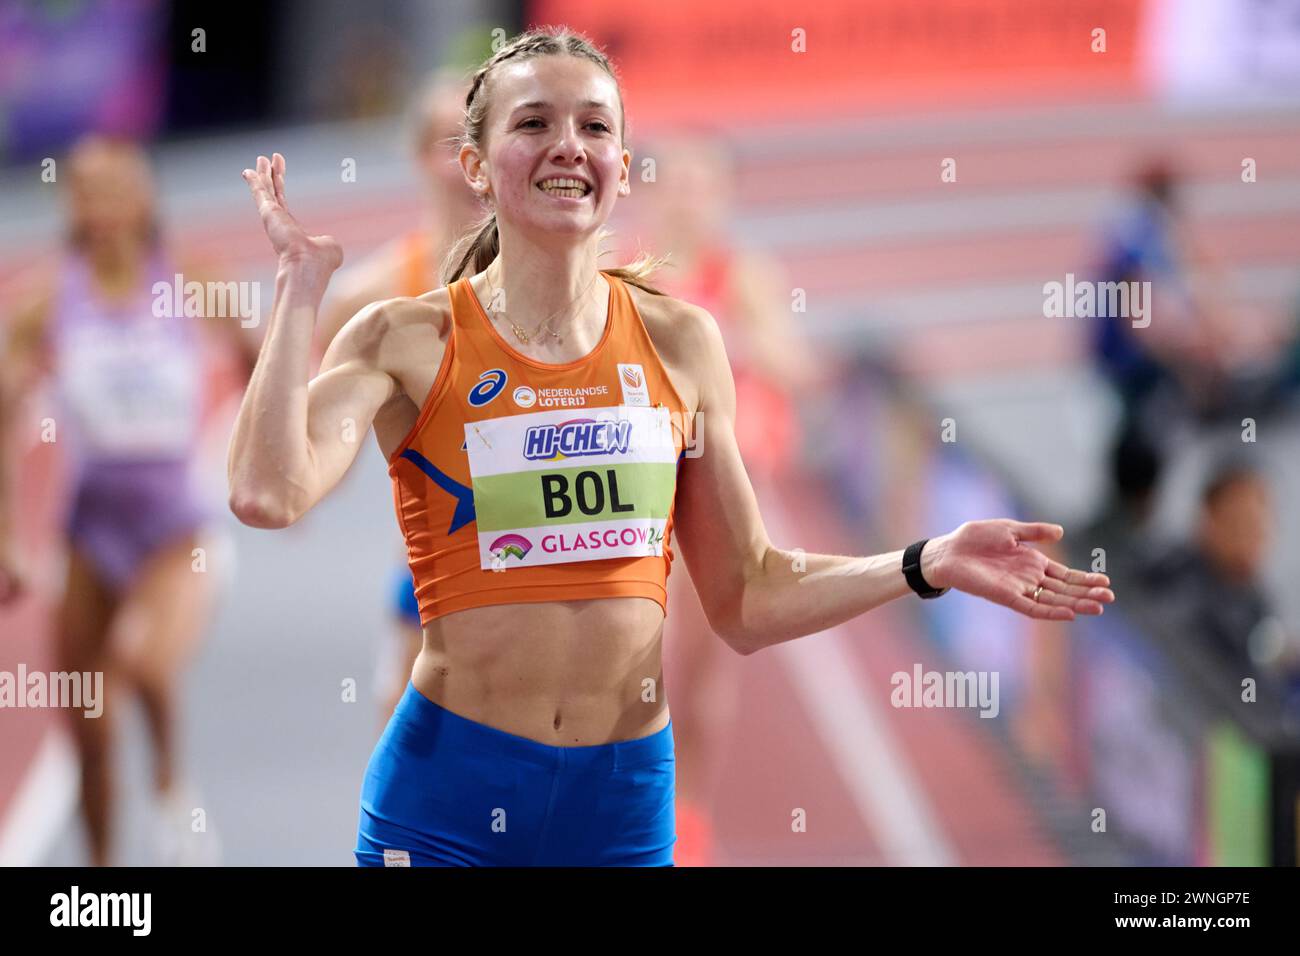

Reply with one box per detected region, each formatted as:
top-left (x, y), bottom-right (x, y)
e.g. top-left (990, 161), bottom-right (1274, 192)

top-left (517, 118), bottom-right (610, 132)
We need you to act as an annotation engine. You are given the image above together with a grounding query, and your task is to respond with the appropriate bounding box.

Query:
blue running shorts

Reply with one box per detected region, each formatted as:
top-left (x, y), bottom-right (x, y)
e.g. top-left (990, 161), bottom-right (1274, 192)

top-left (355, 681), bottom-right (676, 866)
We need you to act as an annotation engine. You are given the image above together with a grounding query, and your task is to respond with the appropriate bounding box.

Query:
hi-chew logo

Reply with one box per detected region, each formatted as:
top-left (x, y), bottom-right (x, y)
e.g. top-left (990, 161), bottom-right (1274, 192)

top-left (618, 363), bottom-right (649, 406)
top-left (523, 418), bottom-right (633, 461)
top-left (468, 369), bottom-right (507, 407)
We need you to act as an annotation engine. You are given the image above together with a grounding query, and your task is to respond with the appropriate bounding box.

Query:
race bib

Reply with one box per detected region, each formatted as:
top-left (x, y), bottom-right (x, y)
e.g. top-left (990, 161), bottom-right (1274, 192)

top-left (60, 319), bottom-right (199, 458)
top-left (465, 405), bottom-right (678, 570)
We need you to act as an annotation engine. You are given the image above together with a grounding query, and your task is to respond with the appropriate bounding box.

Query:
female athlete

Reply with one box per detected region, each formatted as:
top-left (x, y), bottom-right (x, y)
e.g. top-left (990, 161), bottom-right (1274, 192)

top-left (0, 136), bottom-right (254, 865)
top-left (229, 28), bottom-right (1114, 867)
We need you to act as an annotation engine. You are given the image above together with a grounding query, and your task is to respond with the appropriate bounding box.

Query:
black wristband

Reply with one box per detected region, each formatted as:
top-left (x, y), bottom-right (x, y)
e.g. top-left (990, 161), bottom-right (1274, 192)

top-left (902, 539), bottom-right (948, 599)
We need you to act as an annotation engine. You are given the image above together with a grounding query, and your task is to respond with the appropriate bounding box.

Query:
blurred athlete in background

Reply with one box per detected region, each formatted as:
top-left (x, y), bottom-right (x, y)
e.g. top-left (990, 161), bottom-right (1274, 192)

top-left (318, 70), bottom-right (480, 725)
top-left (0, 135), bottom-right (256, 865)
top-left (637, 134), bottom-right (820, 864)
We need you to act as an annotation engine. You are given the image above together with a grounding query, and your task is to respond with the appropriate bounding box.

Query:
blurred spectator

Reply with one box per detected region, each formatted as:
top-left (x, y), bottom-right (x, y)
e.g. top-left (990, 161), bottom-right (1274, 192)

top-left (820, 359), bottom-right (923, 546)
top-left (1075, 416), bottom-right (1164, 591)
top-left (1272, 283), bottom-right (1300, 404)
top-left (630, 131), bottom-right (823, 866)
top-left (1092, 159), bottom-right (1300, 444)
top-left (1092, 160), bottom-right (1192, 412)
top-left (1139, 458), bottom-right (1300, 728)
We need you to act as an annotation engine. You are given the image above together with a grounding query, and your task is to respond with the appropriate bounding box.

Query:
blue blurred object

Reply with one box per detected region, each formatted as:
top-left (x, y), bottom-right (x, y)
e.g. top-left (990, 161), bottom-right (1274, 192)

top-left (391, 565), bottom-right (421, 628)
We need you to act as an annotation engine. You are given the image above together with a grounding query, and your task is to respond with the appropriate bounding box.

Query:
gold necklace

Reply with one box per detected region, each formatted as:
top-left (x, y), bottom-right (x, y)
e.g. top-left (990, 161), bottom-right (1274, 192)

top-left (484, 265), bottom-right (601, 345)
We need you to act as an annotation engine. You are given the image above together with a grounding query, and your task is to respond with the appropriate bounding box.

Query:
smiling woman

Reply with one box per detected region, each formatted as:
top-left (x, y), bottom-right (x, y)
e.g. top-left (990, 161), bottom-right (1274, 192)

top-left (226, 25), bottom-right (1113, 868)
top-left (439, 33), bottom-right (660, 296)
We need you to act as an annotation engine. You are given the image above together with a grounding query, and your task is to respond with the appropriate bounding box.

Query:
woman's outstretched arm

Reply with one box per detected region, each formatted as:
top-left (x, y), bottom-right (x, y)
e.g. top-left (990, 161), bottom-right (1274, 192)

top-left (669, 301), bottom-right (1114, 656)
top-left (227, 153), bottom-right (396, 528)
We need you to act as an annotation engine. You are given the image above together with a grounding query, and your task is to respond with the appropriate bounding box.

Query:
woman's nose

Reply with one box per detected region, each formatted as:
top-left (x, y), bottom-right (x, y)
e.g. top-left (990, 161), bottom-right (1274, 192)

top-left (549, 121), bottom-right (585, 163)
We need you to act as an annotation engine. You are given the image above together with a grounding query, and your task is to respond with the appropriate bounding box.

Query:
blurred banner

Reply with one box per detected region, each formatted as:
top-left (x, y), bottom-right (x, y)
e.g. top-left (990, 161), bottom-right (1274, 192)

top-left (530, 0), bottom-right (1144, 125)
top-left (531, 0), bottom-right (1300, 127)
top-left (1144, 0), bottom-right (1300, 104)
top-left (0, 0), bottom-right (167, 161)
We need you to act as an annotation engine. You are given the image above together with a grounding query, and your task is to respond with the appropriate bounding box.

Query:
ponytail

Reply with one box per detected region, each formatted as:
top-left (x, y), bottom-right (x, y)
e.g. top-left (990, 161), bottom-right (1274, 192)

top-left (598, 240), bottom-right (671, 297)
top-left (440, 211), bottom-right (500, 286)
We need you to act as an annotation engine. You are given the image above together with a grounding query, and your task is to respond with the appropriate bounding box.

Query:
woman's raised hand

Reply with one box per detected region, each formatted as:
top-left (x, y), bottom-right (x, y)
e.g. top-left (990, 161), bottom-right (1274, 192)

top-left (922, 520), bottom-right (1115, 621)
top-left (242, 153), bottom-right (343, 274)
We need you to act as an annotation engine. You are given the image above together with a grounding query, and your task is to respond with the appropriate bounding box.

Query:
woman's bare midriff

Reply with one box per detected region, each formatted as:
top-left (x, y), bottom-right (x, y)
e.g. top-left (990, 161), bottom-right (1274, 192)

top-left (409, 595), bottom-right (671, 746)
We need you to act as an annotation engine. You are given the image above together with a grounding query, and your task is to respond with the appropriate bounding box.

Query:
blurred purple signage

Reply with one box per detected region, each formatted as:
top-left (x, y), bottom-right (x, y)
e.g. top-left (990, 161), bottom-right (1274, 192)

top-left (0, 0), bottom-right (165, 162)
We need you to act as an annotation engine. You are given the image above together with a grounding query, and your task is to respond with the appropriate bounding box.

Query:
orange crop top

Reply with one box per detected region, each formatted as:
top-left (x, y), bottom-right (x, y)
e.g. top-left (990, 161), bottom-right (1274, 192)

top-left (388, 271), bottom-right (692, 625)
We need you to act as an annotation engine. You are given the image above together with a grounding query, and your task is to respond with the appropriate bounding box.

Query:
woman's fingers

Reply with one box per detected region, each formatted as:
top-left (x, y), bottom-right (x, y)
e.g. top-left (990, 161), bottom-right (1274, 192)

top-left (1009, 592), bottom-right (1075, 621)
top-left (241, 154), bottom-right (297, 231)
top-left (259, 155), bottom-right (277, 207)
top-left (1031, 583), bottom-right (1105, 615)
top-left (1016, 571), bottom-right (1113, 615)
top-left (1039, 575), bottom-right (1114, 605)
top-left (984, 522), bottom-right (1115, 620)
top-left (1043, 558), bottom-right (1111, 591)
top-left (1009, 521), bottom-right (1064, 542)
top-left (242, 161), bottom-right (276, 214)
top-left (271, 152), bottom-right (287, 208)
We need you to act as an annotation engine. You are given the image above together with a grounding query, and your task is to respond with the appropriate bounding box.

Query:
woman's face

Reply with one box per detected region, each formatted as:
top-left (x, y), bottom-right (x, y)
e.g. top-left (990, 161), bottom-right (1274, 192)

top-left (468, 56), bottom-right (630, 240)
top-left (66, 142), bottom-right (154, 252)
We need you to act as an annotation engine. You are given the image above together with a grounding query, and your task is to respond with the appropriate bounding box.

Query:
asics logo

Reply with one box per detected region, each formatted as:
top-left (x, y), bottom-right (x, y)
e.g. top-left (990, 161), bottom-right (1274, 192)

top-left (468, 369), bottom-right (507, 407)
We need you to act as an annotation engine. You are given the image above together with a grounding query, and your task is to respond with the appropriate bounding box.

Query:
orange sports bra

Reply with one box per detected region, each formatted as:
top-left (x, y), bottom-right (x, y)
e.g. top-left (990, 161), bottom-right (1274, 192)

top-left (388, 271), bottom-right (692, 625)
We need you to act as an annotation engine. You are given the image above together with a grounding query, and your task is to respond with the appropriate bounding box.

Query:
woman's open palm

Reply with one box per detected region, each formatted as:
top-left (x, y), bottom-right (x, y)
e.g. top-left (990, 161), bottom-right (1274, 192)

top-left (929, 520), bottom-right (1115, 621)
top-left (242, 153), bottom-right (343, 271)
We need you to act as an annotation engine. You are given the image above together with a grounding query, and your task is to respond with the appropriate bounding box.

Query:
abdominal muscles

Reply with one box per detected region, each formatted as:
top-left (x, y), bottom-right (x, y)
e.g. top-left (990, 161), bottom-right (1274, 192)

top-left (410, 596), bottom-right (670, 745)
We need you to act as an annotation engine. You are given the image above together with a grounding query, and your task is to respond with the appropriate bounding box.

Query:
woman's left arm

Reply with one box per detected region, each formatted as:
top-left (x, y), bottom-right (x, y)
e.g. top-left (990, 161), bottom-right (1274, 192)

top-left (669, 304), bottom-right (1114, 656)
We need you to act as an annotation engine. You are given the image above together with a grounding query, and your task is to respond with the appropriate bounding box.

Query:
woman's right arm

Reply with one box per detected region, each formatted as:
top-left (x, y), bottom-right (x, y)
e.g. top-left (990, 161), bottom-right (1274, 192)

top-left (227, 153), bottom-right (396, 529)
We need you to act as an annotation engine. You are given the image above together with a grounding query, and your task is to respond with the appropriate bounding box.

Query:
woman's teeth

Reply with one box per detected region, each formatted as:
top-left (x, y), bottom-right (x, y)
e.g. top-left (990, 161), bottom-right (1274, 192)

top-left (538, 178), bottom-right (590, 198)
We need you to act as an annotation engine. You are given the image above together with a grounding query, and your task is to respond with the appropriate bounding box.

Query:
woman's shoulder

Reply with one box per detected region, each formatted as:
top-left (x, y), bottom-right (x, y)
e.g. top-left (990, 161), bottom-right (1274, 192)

top-left (622, 278), bottom-right (726, 414)
top-left (326, 285), bottom-right (453, 371)
top-left (370, 283), bottom-right (452, 330)
top-left (624, 278), bottom-right (721, 351)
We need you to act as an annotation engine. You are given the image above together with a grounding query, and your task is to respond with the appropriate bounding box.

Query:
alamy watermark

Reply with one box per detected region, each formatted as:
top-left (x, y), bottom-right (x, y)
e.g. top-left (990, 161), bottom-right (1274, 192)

top-left (0, 665), bottom-right (103, 718)
top-left (50, 886), bottom-right (150, 936)
top-left (153, 273), bottom-right (260, 328)
top-left (1043, 273), bottom-right (1150, 328)
top-left (890, 664), bottom-right (999, 718)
